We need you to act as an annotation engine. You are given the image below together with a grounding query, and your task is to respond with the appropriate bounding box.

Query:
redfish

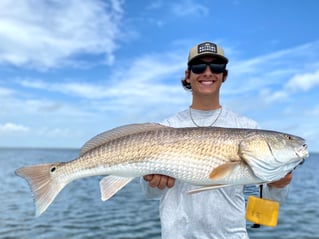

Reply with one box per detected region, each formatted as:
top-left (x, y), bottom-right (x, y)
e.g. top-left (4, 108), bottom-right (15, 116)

top-left (16, 123), bottom-right (308, 216)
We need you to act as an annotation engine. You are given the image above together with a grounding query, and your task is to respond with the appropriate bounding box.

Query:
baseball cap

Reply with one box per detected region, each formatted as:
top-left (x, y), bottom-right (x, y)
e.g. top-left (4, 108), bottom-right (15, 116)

top-left (188, 41), bottom-right (228, 65)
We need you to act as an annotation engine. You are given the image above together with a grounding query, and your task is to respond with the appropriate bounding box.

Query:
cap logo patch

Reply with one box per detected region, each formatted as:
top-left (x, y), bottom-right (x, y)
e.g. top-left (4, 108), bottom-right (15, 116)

top-left (197, 42), bottom-right (217, 54)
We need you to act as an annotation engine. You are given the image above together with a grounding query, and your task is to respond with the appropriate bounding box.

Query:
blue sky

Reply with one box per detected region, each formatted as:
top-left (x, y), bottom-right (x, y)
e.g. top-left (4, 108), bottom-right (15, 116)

top-left (0, 0), bottom-right (318, 152)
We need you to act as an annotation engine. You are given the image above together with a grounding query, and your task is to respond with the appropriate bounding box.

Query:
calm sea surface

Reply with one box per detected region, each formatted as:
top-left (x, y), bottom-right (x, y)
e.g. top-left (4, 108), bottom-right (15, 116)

top-left (0, 148), bottom-right (318, 239)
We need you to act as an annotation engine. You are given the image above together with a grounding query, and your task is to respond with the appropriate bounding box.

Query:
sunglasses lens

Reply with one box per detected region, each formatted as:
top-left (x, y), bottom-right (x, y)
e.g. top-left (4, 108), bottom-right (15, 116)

top-left (209, 63), bottom-right (225, 74)
top-left (190, 63), bottom-right (225, 74)
top-left (190, 64), bottom-right (207, 74)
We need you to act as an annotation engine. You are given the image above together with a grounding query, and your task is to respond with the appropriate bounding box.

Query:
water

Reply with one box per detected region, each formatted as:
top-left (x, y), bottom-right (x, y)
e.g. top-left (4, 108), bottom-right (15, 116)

top-left (1, 148), bottom-right (318, 239)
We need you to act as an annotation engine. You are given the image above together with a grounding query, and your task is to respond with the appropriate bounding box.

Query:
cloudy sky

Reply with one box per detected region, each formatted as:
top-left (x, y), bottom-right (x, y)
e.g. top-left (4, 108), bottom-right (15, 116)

top-left (0, 0), bottom-right (318, 152)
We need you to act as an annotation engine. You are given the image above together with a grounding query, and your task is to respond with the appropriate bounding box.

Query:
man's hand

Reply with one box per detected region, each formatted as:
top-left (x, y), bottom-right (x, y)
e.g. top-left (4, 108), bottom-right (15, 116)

top-left (143, 174), bottom-right (175, 190)
top-left (267, 173), bottom-right (293, 188)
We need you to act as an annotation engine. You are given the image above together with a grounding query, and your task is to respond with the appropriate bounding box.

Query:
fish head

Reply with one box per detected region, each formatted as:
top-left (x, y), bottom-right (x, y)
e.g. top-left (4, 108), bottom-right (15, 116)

top-left (264, 132), bottom-right (308, 164)
top-left (239, 130), bottom-right (309, 182)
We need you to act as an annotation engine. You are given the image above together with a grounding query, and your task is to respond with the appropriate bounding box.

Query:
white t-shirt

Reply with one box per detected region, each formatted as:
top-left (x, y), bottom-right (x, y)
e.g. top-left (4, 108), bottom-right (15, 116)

top-left (141, 107), bottom-right (289, 239)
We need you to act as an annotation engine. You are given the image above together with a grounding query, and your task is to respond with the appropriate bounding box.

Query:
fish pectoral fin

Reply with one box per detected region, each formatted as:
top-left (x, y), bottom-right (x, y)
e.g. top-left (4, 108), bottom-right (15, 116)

top-left (187, 184), bottom-right (231, 194)
top-left (209, 162), bottom-right (241, 179)
top-left (99, 176), bottom-right (134, 201)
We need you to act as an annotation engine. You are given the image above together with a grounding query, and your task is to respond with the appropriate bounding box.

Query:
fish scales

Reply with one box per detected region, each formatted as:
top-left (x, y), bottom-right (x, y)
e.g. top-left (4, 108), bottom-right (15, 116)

top-left (60, 127), bottom-right (244, 184)
top-left (15, 123), bottom-right (308, 216)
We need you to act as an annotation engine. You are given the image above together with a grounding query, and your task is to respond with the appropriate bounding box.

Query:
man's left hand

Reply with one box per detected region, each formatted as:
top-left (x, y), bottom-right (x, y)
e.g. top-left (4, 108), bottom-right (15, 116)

top-left (267, 173), bottom-right (293, 188)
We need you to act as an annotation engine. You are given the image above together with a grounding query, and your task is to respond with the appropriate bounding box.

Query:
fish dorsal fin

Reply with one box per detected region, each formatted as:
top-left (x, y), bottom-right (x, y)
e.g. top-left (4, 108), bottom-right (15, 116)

top-left (80, 123), bottom-right (167, 156)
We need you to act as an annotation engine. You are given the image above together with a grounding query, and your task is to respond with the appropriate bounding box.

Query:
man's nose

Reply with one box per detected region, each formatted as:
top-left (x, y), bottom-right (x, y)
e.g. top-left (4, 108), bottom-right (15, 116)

top-left (203, 65), bottom-right (213, 75)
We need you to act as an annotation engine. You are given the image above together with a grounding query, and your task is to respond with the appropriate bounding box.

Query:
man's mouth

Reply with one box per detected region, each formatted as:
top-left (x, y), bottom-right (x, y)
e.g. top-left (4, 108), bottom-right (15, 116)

top-left (199, 80), bottom-right (215, 86)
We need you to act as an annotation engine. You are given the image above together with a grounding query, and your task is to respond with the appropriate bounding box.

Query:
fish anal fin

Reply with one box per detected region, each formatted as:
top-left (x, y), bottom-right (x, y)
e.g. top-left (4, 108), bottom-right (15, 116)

top-left (99, 176), bottom-right (134, 201)
top-left (209, 162), bottom-right (241, 179)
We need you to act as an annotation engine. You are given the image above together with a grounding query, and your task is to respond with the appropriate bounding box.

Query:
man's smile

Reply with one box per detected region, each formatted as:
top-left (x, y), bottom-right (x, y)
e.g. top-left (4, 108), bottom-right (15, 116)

top-left (199, 80), bottom-right (216, 86)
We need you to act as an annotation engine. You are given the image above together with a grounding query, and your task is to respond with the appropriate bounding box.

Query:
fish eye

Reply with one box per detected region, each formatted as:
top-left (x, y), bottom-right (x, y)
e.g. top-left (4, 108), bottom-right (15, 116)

top-left (50, 166), bottom-right (56, 173)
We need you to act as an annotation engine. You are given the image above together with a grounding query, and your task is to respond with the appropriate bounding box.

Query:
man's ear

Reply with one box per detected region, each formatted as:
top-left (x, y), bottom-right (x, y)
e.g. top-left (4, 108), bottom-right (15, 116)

top-left (222, 70), bottom-right (228, 82)
top-left (185, 70), bottom-right (191, 82)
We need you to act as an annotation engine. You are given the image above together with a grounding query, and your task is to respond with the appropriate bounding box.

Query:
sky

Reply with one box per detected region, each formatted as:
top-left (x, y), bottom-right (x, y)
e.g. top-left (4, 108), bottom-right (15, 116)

top-left (0, 0), bottom-right (318, 152)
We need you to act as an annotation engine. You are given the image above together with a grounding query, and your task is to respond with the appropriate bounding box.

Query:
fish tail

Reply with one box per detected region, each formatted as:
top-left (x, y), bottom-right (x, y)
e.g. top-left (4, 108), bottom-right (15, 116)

top-left (15, 163), bottom-right (66, 217)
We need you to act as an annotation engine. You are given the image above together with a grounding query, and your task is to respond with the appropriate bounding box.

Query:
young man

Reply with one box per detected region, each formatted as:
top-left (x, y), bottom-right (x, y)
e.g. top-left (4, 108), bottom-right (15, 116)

top-left (141, 41), bottom-right (292, 239)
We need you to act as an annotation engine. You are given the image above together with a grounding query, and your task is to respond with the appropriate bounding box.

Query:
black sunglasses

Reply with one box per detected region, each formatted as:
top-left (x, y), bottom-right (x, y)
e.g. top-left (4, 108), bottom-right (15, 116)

top-left (190, 63), bottom-right (226, 74)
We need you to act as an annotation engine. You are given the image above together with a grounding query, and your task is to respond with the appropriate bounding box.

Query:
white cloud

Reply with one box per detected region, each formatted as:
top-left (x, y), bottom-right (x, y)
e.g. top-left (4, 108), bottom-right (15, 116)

top-left (19, 79), bottom-right (108, 99)
top-left (146, 0), bottom-right (163, 10)
top-left (252, 68), bottom-right (319, 104)
top-left (2, 38), bottom-right (319, 150)
top-left (224, 41), bottom-right (319, 102)
top-left (0, 123), bottom-right (30, 133)
top-left (0, 0), bottom-right (124, 69)
top-left (259, 88), bottom-right (288, 103)
top-left (18, 52), bottom-right (187, 103)
top-left (285, 70), bottom-right (319, 92)
top-left (171, 0), bottom-right (209, 17)
top-left (145, 0), bottom-right (209, 18)
top-left (0, 87), bottom-right (14, 97)
top-left (16, 40), bottom-right (319, 121)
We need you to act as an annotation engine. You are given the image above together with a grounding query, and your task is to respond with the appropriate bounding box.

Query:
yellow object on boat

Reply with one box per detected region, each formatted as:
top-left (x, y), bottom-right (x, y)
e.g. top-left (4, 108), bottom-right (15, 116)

top-left (246, 196), bottom-right (280, 227)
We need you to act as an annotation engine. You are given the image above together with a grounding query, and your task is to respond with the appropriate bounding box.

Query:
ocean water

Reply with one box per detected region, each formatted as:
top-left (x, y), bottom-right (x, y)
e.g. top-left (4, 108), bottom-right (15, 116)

top-left (0, 148), bottom-right (318, 239)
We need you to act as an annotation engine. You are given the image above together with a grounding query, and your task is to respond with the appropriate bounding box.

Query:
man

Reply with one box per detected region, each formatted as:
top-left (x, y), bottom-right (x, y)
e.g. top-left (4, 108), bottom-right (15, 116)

top-left (141, 41), bottom-right (292, 239)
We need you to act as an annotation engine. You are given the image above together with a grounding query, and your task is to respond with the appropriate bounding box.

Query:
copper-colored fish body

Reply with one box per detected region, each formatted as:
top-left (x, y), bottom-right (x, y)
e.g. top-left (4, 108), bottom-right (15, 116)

top-left (16, 123), bottom-right (308, 216)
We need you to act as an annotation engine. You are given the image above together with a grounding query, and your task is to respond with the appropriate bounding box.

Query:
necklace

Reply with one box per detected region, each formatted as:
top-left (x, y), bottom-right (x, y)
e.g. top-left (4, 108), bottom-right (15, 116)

top-left (189, 106), bottom-right (222, 127)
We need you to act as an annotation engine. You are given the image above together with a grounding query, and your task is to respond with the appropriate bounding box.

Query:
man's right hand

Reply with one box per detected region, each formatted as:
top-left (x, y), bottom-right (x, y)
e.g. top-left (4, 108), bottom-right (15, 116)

top-left (143, 174), bottom-right (175, 190)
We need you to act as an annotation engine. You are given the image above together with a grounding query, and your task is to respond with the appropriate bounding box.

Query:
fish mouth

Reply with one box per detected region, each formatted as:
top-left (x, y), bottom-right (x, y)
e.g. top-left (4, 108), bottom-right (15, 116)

top-left (299, 158), bottom-right (305, 165)
top-left (296, 143), bottom-right (309, 159)
top-left (291, 157), bottom-right (306, 173)
top-left (293, 143), bottom-right (309, 169)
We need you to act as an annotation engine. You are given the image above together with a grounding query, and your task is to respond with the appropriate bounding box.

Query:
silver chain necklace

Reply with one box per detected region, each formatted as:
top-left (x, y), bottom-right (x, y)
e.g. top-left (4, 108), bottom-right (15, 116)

top-left (189, 106), bottom-right (223, 127)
